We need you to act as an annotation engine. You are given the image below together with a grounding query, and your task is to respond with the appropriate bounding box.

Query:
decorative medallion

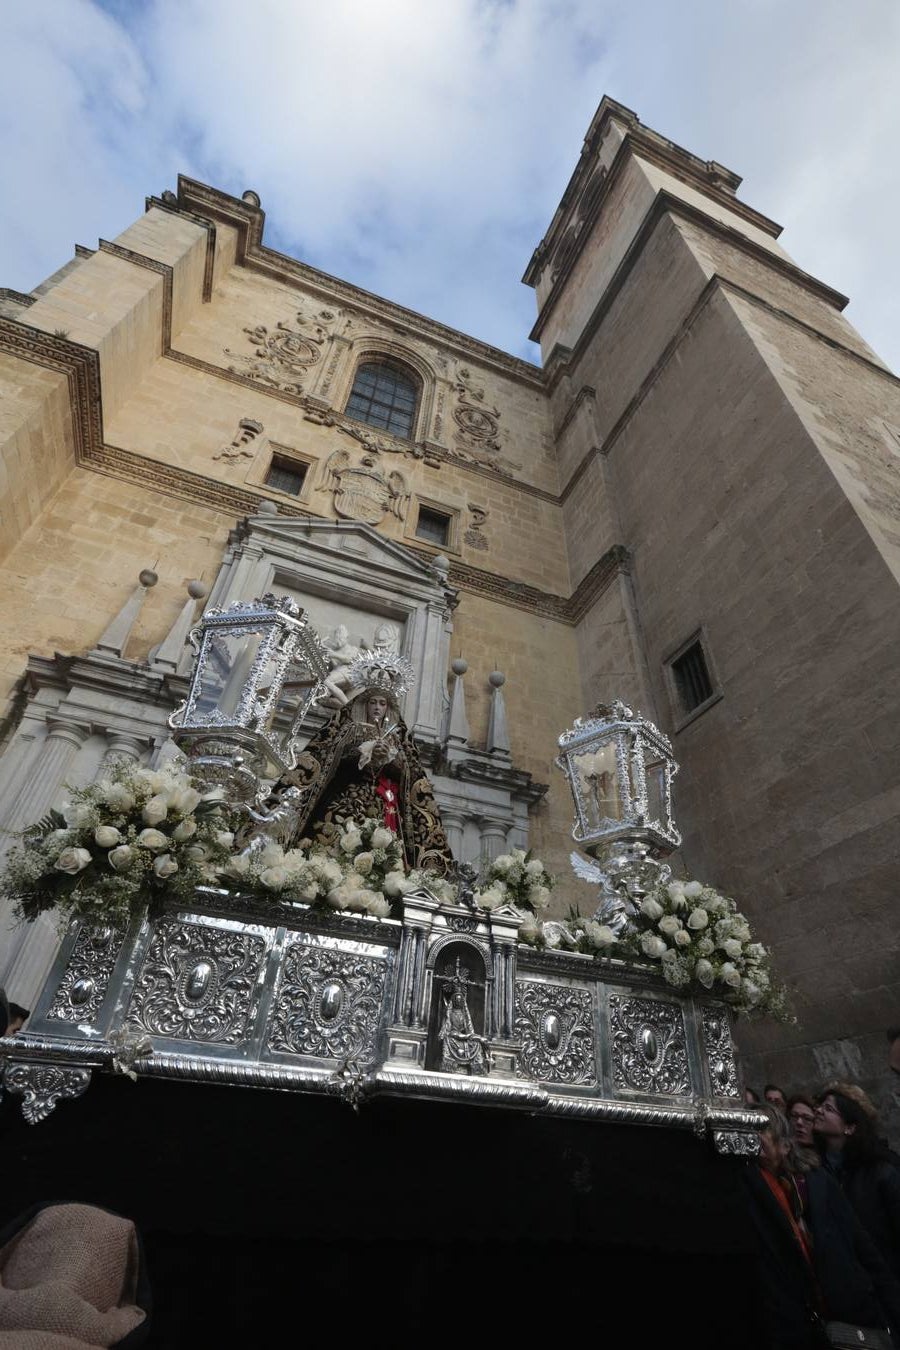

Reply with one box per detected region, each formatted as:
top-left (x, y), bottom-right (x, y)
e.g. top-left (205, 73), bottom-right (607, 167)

top-left (318, 450), bottom-right (409, 526)
top-left (268, 941), bottom-right (387, 1063)
top-left (713, 1130), bottom-right (760, 1157)
top-left (700, 1004), bottom-right (740, 1098)
top-left (126, 920), bottom-right (266, 1044)
top-left (609, 995), bottom-right (690, 1096)
top-left (3, 1062), bottom-right (92, 1124)
top-left (225, 306), bottom-right (344, 395)
top-left (47, 923), bottom-right (124, 1025)
top-left (514, 980), bottom-right (596, 1085)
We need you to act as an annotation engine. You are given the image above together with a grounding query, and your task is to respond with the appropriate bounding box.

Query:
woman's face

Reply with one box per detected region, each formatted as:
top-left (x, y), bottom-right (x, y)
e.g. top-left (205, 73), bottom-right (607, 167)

top-left (758, 1128), bottom-right (789, 1174)
top-left (813, 1093), bottom-right (851, 1144)
top-left (366, 694), bottom-right (389, 725)
top-left (789, 1102), bottom-right (816, 1147)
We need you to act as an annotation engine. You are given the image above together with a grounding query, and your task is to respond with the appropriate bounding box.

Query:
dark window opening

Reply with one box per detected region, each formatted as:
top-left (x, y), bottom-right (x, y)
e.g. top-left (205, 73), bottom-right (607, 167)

top-left (345, 361), bottom-right (418, 440)
top-left (415, 505), bottom-right (451, 547)
top-left (670, 641), bottom-right (714, 714)
top-left (264, 456), bottom-right (308, 496)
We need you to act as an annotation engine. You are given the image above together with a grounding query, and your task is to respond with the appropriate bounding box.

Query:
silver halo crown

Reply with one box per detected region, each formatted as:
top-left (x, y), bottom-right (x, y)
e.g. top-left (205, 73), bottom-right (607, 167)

top-left (346, 650), bottom-right (415, 701)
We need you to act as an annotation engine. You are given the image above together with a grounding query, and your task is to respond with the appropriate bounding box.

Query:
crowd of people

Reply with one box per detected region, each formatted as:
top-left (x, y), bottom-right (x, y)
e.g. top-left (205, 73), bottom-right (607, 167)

top-left (743, 1067), bottom-right (900, 1348)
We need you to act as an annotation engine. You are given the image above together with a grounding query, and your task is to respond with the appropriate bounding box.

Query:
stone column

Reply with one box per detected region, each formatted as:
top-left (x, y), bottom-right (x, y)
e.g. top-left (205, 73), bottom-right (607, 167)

top-left (441, 808), bottom-right (465, 862)
top-left (98, 732), bottom-right (147, 773)
top-left (479, 817), bottom-right (509, 867)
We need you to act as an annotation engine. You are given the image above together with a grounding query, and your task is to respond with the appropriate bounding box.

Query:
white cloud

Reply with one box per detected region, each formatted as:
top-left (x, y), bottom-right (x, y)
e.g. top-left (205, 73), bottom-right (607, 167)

top-left (1, 0), bottom-right (898, 369)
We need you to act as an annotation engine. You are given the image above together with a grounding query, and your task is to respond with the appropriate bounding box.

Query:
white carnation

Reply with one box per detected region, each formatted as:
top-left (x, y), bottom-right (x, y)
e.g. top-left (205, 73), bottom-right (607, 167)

top-left (260, 866), bottom-right (287, 890)
top-left (476, 886), bottom-right (503, 911)
top-left (492, 855), bottom-right (513, 874)
top-left (525, 859), bottom-right (544, 876)
top-left (366, 895), bottom-right (391, 919)
top-left (215, 831), bottom-right (235, 849)
top-left (340, 829), bottom-right (362, 854)
top-left (371, 827), bottom-right (393, 849)
top-left (62, 802), bottom-right (94, 829)
top-left (354, 852), bottom-right (375, 875)
top-left (640, 897), bottom-right (664, 921)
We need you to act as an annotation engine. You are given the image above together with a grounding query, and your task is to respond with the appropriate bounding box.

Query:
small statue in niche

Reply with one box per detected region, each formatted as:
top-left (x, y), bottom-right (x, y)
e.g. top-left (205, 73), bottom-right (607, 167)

top-left (438, 956), bottom-right (486, 1075)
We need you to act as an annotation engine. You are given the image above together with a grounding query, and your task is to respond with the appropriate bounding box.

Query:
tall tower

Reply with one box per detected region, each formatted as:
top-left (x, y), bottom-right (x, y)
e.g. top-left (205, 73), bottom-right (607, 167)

top-left (526, 98), bottom-right (900, 1100)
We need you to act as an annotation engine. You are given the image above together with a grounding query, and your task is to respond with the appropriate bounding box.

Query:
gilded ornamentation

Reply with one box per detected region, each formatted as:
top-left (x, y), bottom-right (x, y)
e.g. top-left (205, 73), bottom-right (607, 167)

top-left (3, 1062), bottom-right (92, 1124)
top-left (318, 450), bottom-right (409, 526)
top-left (701, 1004), bottom-right (740, 1098)
top-left (47, 924), bottom-right (124, 1024)
top-left (609, 995), bottom-right (690, 1096)
top-left (514, 980), bottom-right (596, 1085)
top-left (268, 941), bottom-right (386, 1063)
top-left (126, 920), bottom-right (266, 1044)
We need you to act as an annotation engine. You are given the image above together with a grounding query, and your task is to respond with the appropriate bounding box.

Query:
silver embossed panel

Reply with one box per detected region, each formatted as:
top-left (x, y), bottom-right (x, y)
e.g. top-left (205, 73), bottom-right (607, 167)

top-left (609, 995), bottom-right (689, 1096)
top-left (268, 941), bottom-right (386, 1064)
top-left (126, 919), bottom-right (266, 1044)
top-left (48, 924), bottom-right (124, 1024)
top-left (514, 980), bottom-right (595, 1085)
top-left (701, 1004), bottom-right (740, 1099)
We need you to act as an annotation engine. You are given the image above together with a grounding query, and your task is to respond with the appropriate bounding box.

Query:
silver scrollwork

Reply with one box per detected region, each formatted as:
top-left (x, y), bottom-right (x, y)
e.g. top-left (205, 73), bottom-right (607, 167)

top-left (713, 1129), bottom-right (760, 1157)
top-left (514, 980), bottom-right (596, 1085)
top-left (3, 1061), bottom-right (92, 1124)
top-left (126, 920), bottom-right (266, 1044)
top-left (268, 941), bottom-right (386, 1063)
top-left (47, 924), bottom-right (124, 1024)
top-left (701, 1004), bottom-right (740, 1099)
top-left (609, 995), bottom-right (690, 1096)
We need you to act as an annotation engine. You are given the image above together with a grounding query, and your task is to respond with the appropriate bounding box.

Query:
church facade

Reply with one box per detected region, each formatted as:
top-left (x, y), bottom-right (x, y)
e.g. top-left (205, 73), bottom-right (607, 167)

top-left (1, 96), bottom-right (898, 1110)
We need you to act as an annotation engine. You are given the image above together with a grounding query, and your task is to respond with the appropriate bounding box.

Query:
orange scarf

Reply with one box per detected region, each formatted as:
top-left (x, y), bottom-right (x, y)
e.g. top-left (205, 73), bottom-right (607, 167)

top-left (761, 1168), bottom-right (814, 1267)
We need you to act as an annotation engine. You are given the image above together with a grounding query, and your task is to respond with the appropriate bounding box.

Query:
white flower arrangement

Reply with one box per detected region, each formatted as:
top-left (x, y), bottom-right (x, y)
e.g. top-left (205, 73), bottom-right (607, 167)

top-left (3, 763), bottom-right (232, 929)
top-left (473, 847), bottom-right (556, 915)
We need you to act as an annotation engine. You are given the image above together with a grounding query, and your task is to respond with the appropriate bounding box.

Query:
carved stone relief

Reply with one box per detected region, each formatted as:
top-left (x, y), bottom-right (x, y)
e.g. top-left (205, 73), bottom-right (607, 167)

top-left (700, 1004), bottom-right (740, 1099)
top-left (464, 503), bottom-right (489, 551)
top-left (609, 995), bottom-right (690, 1096)
top-left (514, 979), bottom-right (596, 1085)
top-left (126, 919), bottom-right (266, 1044)
top-left (268, 940), bottom-right (386, 1063)
top-left (451, 367), bottom-right (521, 476)
top-left (225, 305), bottom-right (347, 395)
top-left (47, 923), bottom-right (124, 1024)
top-left (213, 417), bottom-right (264, 462)
top-left (318, 451), bottom-right (409, 526)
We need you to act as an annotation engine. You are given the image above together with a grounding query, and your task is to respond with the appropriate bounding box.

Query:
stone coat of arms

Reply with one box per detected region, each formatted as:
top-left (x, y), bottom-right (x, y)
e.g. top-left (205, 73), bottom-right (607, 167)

top-left (319, 451), bottom-right (409, 526)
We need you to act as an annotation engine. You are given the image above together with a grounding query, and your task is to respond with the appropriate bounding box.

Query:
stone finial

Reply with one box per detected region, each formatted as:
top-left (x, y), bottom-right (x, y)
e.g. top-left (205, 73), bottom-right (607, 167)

top-left (447, 658), bottom-right (470, 747)
top-left (451, 657), bottom-right (468, 677)
top-left (486, 670), bottom-right (511, 757)
top-left (150, 580), bottom-right (209, 675)
top-left (93, 570), bottom-right (158, 660)
top-left (257, 500), bottom-right (279, 516)
top-left (242, 190), bottom-right (261, 209)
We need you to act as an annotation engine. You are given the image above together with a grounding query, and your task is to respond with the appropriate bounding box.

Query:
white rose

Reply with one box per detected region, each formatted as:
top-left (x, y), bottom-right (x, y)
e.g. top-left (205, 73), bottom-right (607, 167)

top-left (168, 786), bottom-right (201, 815)
top-left (674, 928), bottom-right (692, 947)
top-left (103, 783), bottom-right (135, 812)
top-left (142, 795), bottom-right (168, 825)
top-left (666, 883), bottom-right (688, 910)
top-left (715, 917), bottom-right (735, 941)
top-left (525, 858), bottom-right (544, 876)
top-left (172, 819), bottom-right (197, 843)
top-left (185, 845), bottom-right (208, 862)
top-left (62, 802), bottom-right (94, 829)
top-left (687, 908), bottom-right (709, 930)
top-left (731, 922), bottom-right (752, 944)
top-left (137, 828), bottom-right (168, 851)
top-left (49, 828), bottom-right (72, 844)
top-left (153, 853), bottom-right (179, 879)
top-left (702, 893), bottom-right (727, 915)
top-left (640, 933), bottom-right (668, 959)
top-left (354, 852), bottom-right (374, 875)
top-left (108, 844), bottom-right (136, 871)
top-left (640, 897), bottom-right (663, 921)
top-left (722, 938), bottom-right (743, 960)
top-left (695, 958), bottom-right (714, 988)
top-left (323, 859), bottom-right (344, 887)
top-left (366, 895), bottom-right (391, 919)
top-left (327, 886), bottom-right (351, 910)
top-left (94, 825), bottom-right (122, 848)
top-left (492, 855), bottom-right (513, 874)
top-left (682, 880), bottom-right (703, 899)
top-left (55, 846), bottom-right (92, 874)
top-left (659, 914), bottom-right (682, 936)
top-left (530, 886), bottom-right (551, 912)
top-left (582, 920), bottom-right (616, 949)
top-left (135, 769), bottom-right (168, 794)
top-left (340, 829), bottom-right (362, 854)
top-left (747, 943), bottom-right (767, 961)
top-left (697, 936), bottom-right (715, 955)
top-left (371, 826), bottom-right (393, 849)
top-left (215, 831), bottom-right (235, 849)
top-left (721, 962), bottom-right (742, 988)
top-left (260, 866), bottom-right (287, 890)
top-left (476, 886), bottom-right (503, 910)
top-left (225, 854), bottom-right (250, 877)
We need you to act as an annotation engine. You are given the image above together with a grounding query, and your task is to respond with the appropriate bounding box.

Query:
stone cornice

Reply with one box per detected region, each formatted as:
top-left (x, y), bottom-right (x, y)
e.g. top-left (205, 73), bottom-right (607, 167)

top-left (0, 319), bottom-right (102, 462)
top-left (144, 195), bottom-right (217, 301)
top-left (98, 240), bottom-right (173, 339)
top-left (174, 175), bottom-right (545, 390)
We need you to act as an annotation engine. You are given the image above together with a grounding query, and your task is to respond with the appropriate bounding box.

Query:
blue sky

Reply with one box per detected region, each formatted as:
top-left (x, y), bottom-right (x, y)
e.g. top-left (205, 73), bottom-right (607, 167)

top-left (1, 0), bottom-right (899, 368)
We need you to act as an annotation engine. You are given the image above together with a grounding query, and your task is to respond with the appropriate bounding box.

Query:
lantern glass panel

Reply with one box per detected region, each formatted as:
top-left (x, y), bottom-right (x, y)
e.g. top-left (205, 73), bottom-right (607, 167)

top-left (193, 629), bottom-right (266, 721)
top-left (645, 758), bottom-right (666, 825)
top-left (573, 741), bottom-right (623, 832)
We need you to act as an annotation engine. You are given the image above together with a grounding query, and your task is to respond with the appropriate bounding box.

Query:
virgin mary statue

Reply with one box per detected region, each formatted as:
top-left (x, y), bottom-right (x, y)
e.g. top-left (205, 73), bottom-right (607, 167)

top-left (267, 649), bottom-right (453, 876)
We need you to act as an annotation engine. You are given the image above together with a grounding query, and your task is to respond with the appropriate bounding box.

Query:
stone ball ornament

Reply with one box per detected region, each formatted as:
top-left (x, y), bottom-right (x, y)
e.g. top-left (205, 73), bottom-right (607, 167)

top-left (451, 657), bottom-right (468, 677)
top-left (187, 580), bottom-right (208, 600)
top-left (488, 671), bottom-right (506, 689)
top-left (138, 569), bottom-right (159, 589)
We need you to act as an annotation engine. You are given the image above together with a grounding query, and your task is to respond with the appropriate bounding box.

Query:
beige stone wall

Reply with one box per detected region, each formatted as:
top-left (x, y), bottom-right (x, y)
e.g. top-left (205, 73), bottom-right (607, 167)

top-left (0, 354), bottom-right (76, 566)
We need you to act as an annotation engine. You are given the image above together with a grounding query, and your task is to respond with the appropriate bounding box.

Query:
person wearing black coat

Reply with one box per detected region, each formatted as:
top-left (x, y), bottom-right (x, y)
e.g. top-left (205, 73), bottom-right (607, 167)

top-left (815, 1088), bottom-right (900, 1281)
top-left (744, 1105), bottom-right (900, 1349)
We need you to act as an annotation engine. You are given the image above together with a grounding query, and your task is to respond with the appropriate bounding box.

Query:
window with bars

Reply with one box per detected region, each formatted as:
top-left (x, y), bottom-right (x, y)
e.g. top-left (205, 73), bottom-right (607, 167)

top-left (345, 361), bottom-right (418, 439)
top-left (264, 456), bottom-right (308, 497)
top-left (669, 639), bottom-right (715, 715)
top-left (415, 505), bottom-right (451, 547)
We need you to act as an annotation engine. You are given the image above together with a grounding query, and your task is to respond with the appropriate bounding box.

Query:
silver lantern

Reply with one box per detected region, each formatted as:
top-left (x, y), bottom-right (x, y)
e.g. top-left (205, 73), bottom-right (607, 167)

top-left (556, 700), bottom-right (680, 928)
top-left (170, 594), bottom-right (330, 800)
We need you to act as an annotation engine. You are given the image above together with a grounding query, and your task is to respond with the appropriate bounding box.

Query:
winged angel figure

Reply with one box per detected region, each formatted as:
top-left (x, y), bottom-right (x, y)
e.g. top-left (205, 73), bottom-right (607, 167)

top-left (568, 850), bottom-right (633, 937)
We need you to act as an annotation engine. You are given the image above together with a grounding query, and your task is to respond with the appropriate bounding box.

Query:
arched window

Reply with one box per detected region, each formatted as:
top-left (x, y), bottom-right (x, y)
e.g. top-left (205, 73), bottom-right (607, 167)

top-left (345, 360), bottom-right (418, 440)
